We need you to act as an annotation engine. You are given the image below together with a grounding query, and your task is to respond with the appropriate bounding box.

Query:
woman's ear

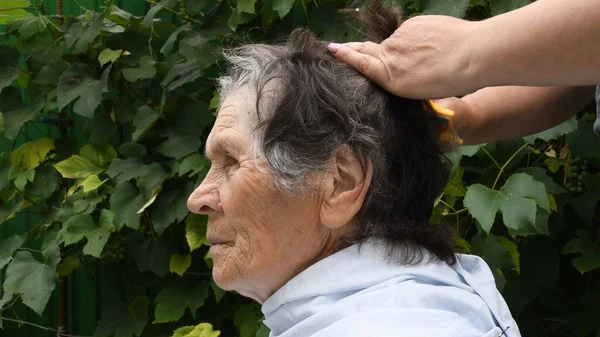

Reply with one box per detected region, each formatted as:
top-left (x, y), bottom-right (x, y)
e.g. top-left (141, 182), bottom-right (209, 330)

top-left (320, 146), bottom-right (373, 229)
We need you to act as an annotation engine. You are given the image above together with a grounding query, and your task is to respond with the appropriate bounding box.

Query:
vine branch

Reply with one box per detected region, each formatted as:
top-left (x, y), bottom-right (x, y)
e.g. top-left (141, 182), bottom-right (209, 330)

top-left (0, 7), bottom-right (31, 12)
top-left (492, 143), bottom-right (529, 190)
top-left (11, 181), bottom-right (46, 211)
top-left (0, 317), bottom-right (92, 337)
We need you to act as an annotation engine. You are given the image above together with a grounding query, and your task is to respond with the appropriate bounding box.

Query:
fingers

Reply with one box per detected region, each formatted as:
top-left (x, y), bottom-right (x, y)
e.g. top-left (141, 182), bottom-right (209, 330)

top-left (343, 42), bottom-right (381, 57)
top-left (328, 43), bottom-right (389, 85)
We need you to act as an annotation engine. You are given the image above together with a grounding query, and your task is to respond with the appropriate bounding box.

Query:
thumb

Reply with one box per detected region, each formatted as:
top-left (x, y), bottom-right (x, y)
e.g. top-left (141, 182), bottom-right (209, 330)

top-left (328, 43), bottom-right (389, 86)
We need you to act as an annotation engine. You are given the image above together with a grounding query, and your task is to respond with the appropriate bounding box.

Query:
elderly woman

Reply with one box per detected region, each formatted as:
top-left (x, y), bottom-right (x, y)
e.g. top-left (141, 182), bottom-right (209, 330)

top-left (187, 2), bottom-right (520, 337)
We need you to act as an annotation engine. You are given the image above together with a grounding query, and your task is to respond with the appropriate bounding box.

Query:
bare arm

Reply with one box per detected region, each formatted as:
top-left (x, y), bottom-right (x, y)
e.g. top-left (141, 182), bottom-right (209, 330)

top-left (331, 0), bottom-right (600, 99)
top-left (471, 0), bottom-right (600, 89)
top-left (438, 86), bottom-right (596, 145)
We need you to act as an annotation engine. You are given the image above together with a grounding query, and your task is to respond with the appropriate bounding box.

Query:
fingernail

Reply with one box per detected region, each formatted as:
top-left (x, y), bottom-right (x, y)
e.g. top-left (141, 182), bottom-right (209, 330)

top-left (328, 43), bottom-right (341, 54)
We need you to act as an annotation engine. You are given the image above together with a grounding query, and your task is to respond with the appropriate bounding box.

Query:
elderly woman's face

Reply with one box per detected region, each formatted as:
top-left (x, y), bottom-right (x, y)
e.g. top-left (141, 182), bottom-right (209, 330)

top-left (187, 89), bottom-right (340, 302)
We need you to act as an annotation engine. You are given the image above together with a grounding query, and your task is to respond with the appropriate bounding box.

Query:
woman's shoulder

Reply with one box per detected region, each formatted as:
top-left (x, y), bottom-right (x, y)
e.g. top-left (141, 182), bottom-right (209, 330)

top-left (308, 301), bottom-right (502, 337)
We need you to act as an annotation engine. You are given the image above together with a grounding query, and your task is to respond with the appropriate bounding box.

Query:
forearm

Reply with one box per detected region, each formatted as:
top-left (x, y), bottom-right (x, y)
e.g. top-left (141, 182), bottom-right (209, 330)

top-left (454, 86), bottom-right (595, 145)
top-left (468, 0), bottom-right (600, 88)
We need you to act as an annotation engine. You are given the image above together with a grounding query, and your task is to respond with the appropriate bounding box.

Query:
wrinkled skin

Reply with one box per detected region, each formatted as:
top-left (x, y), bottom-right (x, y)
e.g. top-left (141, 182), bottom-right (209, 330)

top-left (187, 89), bottom-right (344, 303)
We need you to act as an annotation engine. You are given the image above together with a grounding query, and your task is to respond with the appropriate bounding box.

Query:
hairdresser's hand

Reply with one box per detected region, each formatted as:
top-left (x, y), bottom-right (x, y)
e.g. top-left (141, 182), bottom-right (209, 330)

top-left (432, 97), bottom-right (473, 139)
top-left (329, 15), bottom-right (481, 99)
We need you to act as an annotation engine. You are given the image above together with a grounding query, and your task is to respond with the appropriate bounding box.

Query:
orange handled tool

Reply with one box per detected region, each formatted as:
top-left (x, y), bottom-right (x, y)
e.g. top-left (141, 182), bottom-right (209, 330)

top-left (422, 100), bottom-right (464, 148)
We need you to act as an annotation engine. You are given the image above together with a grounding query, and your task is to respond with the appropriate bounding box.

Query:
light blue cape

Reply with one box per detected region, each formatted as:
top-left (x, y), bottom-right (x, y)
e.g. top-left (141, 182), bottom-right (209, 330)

top-left (262, 241), bottom-right (520, 337)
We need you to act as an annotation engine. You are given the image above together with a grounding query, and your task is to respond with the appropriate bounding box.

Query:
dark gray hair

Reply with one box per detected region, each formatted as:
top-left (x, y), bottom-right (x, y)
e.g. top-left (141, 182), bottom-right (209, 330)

top-left (217, 1), bottom-right (456, 264)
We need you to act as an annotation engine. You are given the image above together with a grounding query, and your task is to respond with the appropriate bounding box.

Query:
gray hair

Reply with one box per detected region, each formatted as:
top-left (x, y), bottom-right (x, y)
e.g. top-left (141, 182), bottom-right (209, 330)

top-left (216, 1), bottom-right (456, 264)
top-left (218, 41), bottom-right (383, 194)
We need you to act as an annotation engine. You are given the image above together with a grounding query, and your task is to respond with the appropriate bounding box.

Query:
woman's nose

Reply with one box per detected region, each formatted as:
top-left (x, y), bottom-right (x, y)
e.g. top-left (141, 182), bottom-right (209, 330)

top-left (187, 181), bottom-right (222, 214)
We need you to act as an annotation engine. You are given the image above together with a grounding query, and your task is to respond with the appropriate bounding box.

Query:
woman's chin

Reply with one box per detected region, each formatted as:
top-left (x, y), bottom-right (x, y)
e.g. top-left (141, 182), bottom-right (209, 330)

top-left (211, 265), bottom-right (235, 291)
top-left (210, 247), bottom-right (238, 291)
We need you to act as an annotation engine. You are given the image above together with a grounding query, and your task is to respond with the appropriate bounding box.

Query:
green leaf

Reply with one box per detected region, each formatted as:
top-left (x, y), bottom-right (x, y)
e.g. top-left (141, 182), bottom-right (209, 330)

top-left (1, 251), bottom-right (58, 316)
top-left (157, 101), bottom-right (212, 159)
top-left (170, 254), bottom-right (191, 277)
top-left (141, 0), bottom-right (177, 27)
top-left (106, 5), bottom-right (138, 25)
top-left (0, 194), bottom-right (24, 224)
top-left (0, 45), bottom-right (20, 92)
top-left (10, 137), bottom-right (55, 170)
top-left (179, 153), bottom-right (209, 177)
top-left (127, 232), bottom-right (169, 277)
top-left (98, 48), bottom-right (123, 66)
top-left (211, 279), bottom-right (225, 303)
top-left (154, 281), bottom-right (208, 323)
top-left (203, 250), bottom-right (212, 268)
top-left (137, 163), bottom-right (169, 200)
top-left (256, 324), bottom-right (270, 337)
top-left (83, 210), bottom-right (114, 257)
top-left (112, 96), bottom-right (136, 124)
top-left (564, 192), bottom-right (600, 223)
top-left (33, 60), bottom-right (70, 85)
top-left (172, 323), bottom-right (220, 337)
top-left (11, 16), bottom-right (48, 39)
top-left (157, 134), bottom-right (202, 159)
top-left (123, 55), bottom-right (157, 82)
top-left (567, 120), bottom-right (600, 159)
top-left (496, 236), bottom-right (520, 274)
top-left (95, 297), bottom-right (149, 337)
top-left (41, 229), bottom-right (60, 266)
top-left (106, 158), bottom-right (144, 183)
top-left (234, 303), bottom-right (263, 337)
top-left (160, 25), bottom-right (194, 56)
top-left (0, 89), bottom-right (43, 140)
top-left (57, 63), bottom-right (112, 118)
top-left (132, 105), bottom-right (161, 141)
top-left (9, 164), bottom-right (35, 190)
top-left (444, 166), bottom-right (465, 197)
top-left (17, 70), bottom-right (29, 88)
top-left (151, 182), bottom-right (194, 236)
top-left (471, 233), bottom-right (516, 289)
top-left (0, 0), bottom-right (33, 24)
top-left (81, 174), bottom-right (108, 193)
top-left (67, 193), bottom-right (104, 216)
top-left (271, 0), bottom-right (295, 18)
top-left (186, 213), bottom-right (208, 252)
top-left (57, 254), bottom-right (82, 277)
top-left (179, 35), bottom-right (218, 70)
top-left (80, 143), bottom-right (117, 169)
top-left (61, 213), bottom-right (96, 245)
top-left (227, 8), bottom-right (255, 30)
top-left (237, 0), bottom-right (256, 14)
top-left (0, 235), bottom-right (24, 269)
top-left (563, 230), bottom-right (600, 274)
top-left (420, 0), bottom-right (470, 17)
top-left (518, 167), bottom-right (567, 195)
top-left (0, 112), bottom-right (4, 135)
top-left (118, 143), bottom-right (147, 159)
top-left (544, 157), bottom-right (565, 174)
top-left (64, 14), bottom-right (104, 55)
top-left (161, 61), bottom-right (203, 92)
top-left (0, 159), bottom-right (10, 190)
top-left (110, 182), bottom-right (145, 230)
top-left (54, 155), bottom-right (104, 179)
top-left (506, 208), bottom-right (551, 237)
top-left (523, 118), bottom-right (577, 143)
top-left (491, 0), bottom-right (530, 16)
top-left (464, 173), bottom-right (550, 234)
